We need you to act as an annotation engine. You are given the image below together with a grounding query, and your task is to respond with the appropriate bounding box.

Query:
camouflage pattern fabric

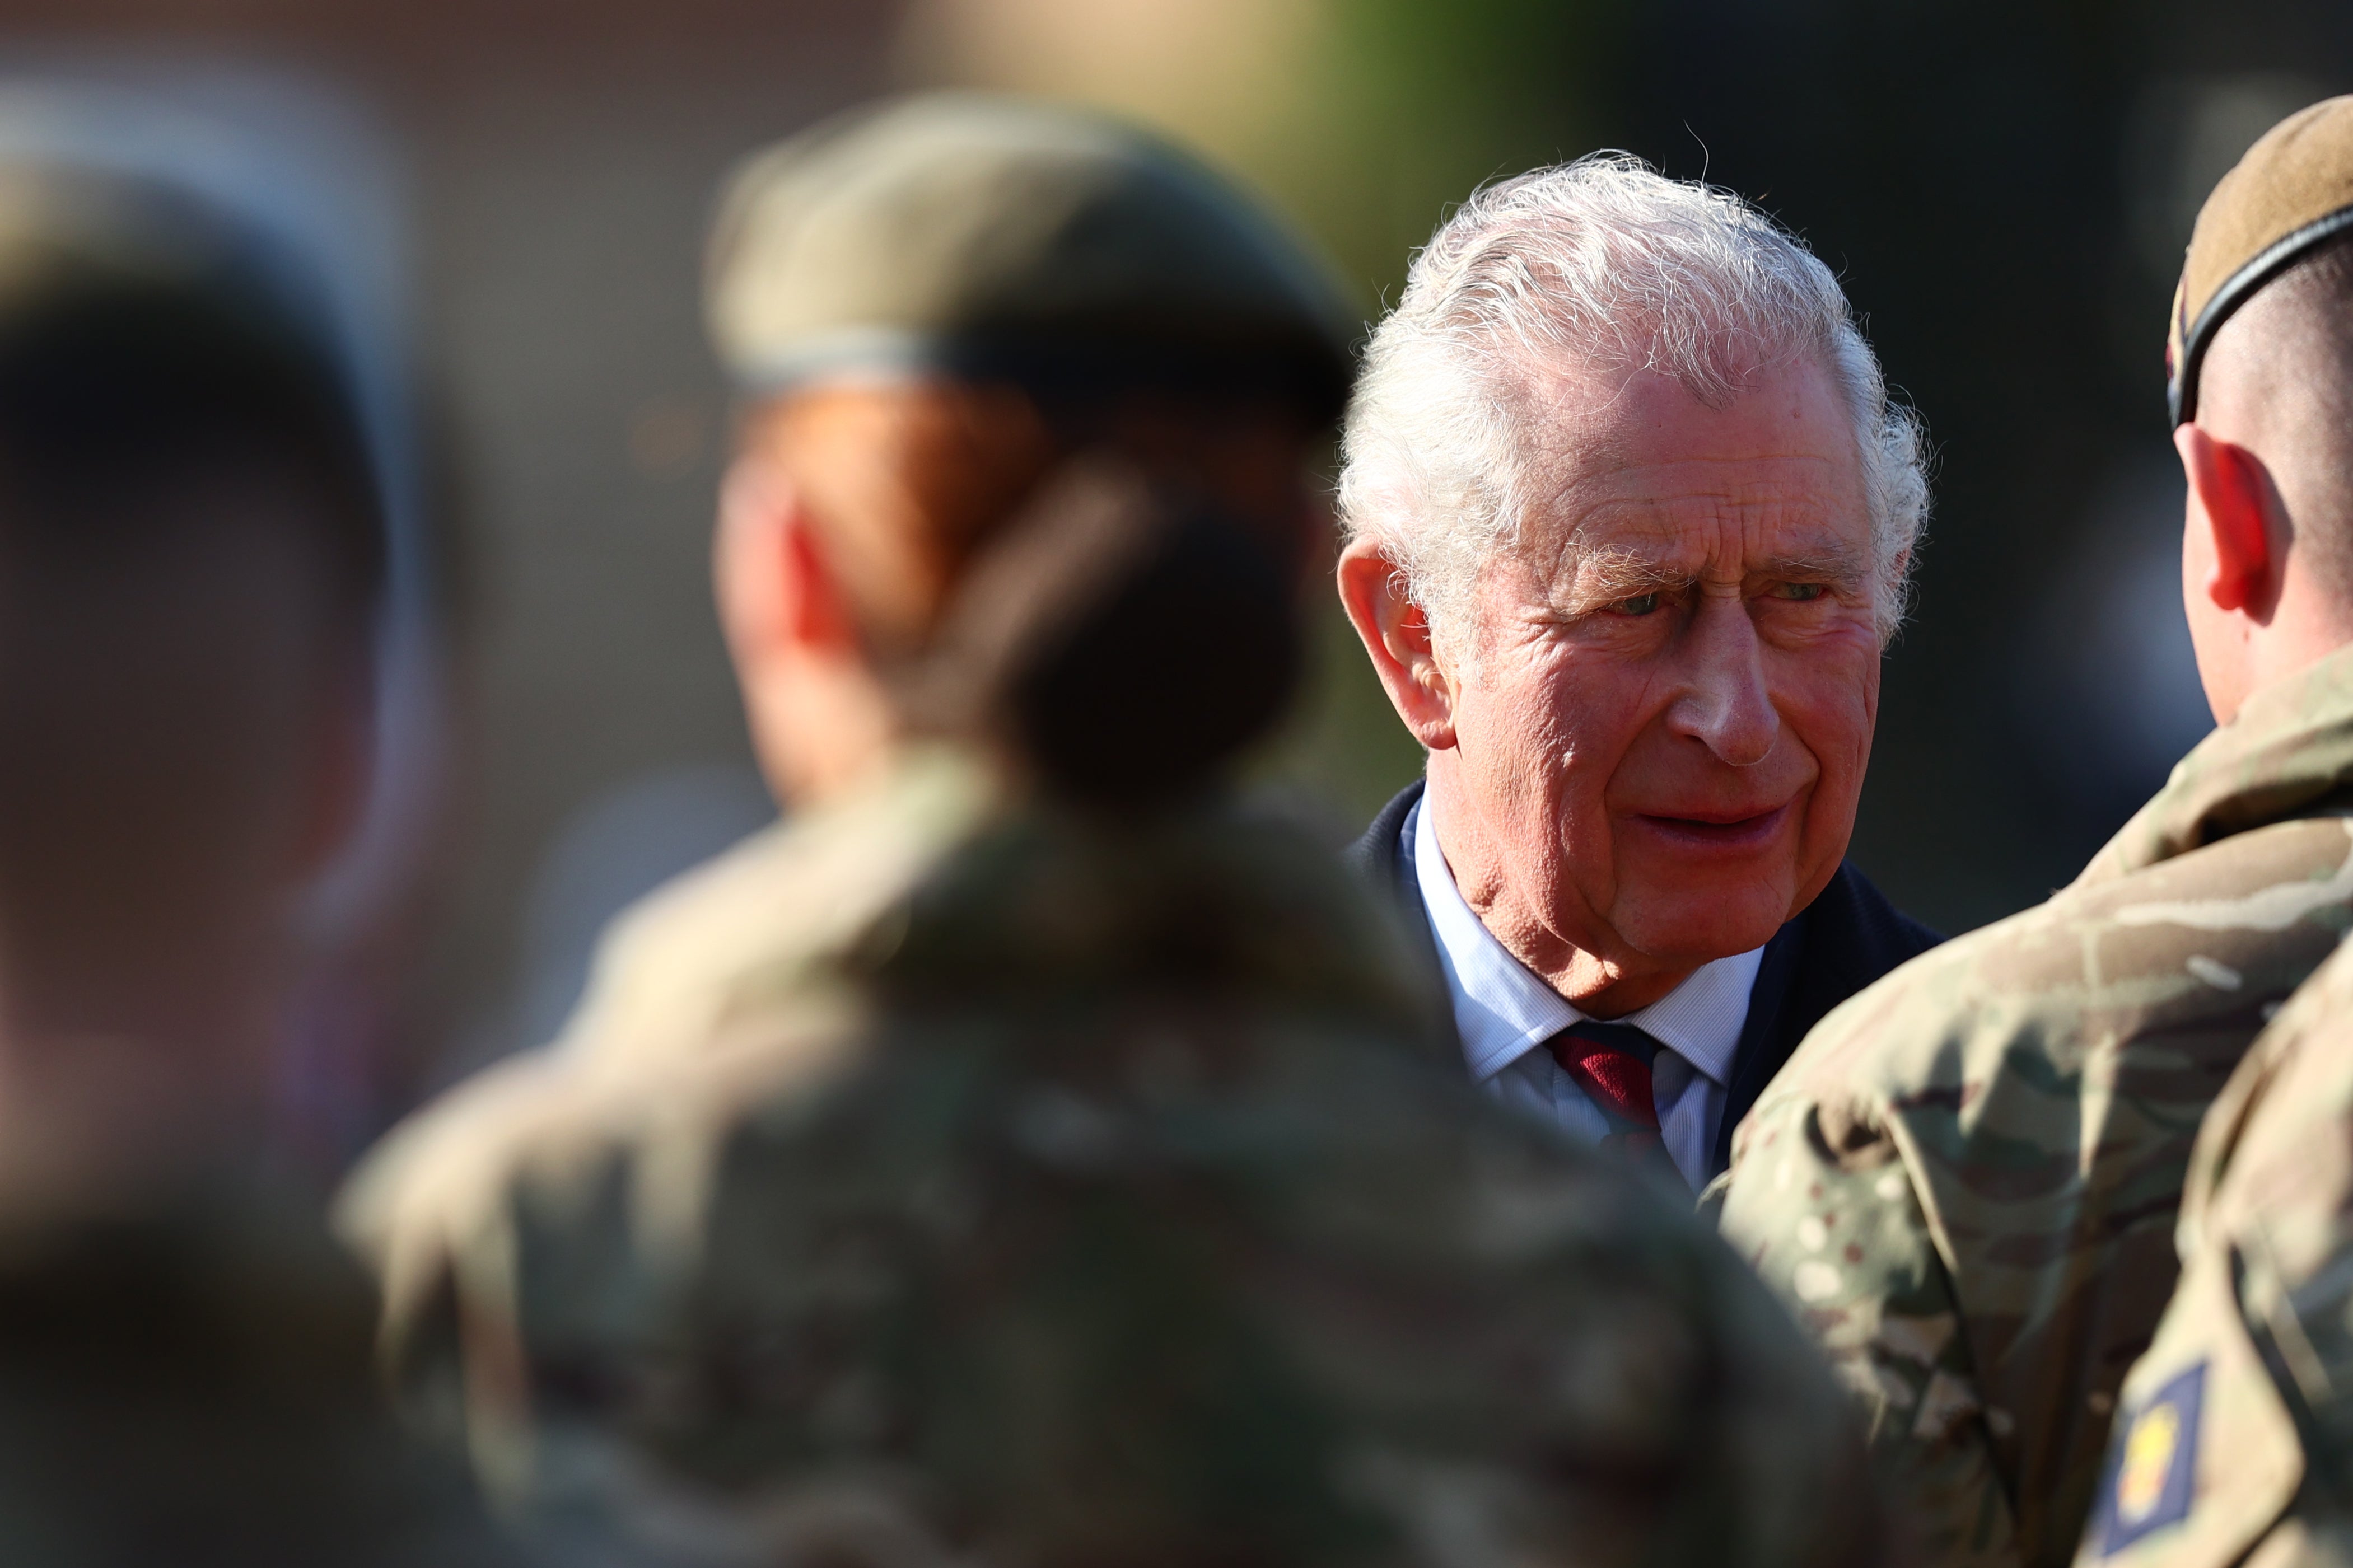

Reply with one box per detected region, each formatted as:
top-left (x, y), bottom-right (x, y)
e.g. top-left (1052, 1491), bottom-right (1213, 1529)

top-left (0, 1170), bottom-right (537, 1566)
top-left (2071, 932), bottom-right (2353, 1568)
top-left (1716, 642), bottom-right (2353, 1568)
top-left (343, 750), bottom-right (1891, 1568)
top-left (344, 743), bottom-right (1000, 1365)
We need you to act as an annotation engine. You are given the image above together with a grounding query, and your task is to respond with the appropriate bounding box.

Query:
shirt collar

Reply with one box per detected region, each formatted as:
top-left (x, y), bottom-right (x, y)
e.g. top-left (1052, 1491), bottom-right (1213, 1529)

top-left (1631, 943), bottom-right (1761, 1085)
top-left (1409, 793), bottom-right (1762, 1085)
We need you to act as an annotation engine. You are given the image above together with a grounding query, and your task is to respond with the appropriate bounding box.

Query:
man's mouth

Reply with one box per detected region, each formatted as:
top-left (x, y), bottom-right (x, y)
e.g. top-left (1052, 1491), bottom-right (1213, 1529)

top-left (1630, 802), bottom-right (1793, 850)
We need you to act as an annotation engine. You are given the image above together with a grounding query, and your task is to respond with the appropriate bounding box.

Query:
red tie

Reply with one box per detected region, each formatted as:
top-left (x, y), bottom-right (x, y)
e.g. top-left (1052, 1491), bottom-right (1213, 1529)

top-left (1548, 1021), bottom-right (1668, 1166)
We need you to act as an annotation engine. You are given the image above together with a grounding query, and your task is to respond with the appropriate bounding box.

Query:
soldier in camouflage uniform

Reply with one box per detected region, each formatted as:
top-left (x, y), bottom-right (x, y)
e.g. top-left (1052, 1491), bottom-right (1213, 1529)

top-left (2065, 924), bottom-right (2353, 1568)
top-left (343, 95), bottom-right (1894, 1568)
top-left (0, 114), bottom-right (533, 1564)
top-left (2066, 99), bottom-right (2353, 1568)
top-left (1717, 95), bottom-right (2353, 1568)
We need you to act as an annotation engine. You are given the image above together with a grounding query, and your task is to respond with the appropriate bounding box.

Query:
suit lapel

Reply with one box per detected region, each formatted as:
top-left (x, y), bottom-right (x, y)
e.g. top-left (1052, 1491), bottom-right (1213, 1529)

top-left (1348, 780), bottom-right (1459, 1073)
top-left (1713, 906), bottom-right (1810, 1170)
top-left (1351, 787), bottom-right (1936, 1127)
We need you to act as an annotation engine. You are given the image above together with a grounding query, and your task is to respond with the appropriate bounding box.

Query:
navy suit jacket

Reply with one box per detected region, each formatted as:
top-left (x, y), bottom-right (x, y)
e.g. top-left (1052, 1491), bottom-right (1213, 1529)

top-left (1348, 779), bottom-right (1943, 1172)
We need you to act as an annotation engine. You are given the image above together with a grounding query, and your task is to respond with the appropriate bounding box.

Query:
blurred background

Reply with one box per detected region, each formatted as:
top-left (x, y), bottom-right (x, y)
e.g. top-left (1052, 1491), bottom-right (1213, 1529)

top-left (2, 0), bottom-right (2342, 1112)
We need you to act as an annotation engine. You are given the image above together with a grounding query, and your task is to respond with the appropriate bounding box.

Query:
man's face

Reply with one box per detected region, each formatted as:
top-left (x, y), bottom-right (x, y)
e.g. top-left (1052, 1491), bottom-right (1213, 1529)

top-left (1437, 355), bottom-right (1882, 976)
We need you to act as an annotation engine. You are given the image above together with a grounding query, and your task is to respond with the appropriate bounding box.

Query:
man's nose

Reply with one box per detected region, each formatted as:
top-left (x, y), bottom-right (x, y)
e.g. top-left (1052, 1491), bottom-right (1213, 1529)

top-left (1665, 597), bottom-right (1778, 767)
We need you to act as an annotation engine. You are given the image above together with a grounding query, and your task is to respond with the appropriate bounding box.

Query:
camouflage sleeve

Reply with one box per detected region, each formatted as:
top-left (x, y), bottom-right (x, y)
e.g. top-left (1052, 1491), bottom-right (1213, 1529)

top-left (2067, 1205), bottom-right (2309, 1568)
top-left (1720, 1092), bottom-right (2023, 1568)
top-left (2076, 942), bottom-right (2353, 1568)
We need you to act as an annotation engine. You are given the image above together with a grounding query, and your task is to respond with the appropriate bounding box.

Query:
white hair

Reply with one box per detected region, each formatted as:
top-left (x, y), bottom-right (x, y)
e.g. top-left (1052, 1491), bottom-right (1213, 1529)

top-left (1338, 153), bottom-right (1928, 645)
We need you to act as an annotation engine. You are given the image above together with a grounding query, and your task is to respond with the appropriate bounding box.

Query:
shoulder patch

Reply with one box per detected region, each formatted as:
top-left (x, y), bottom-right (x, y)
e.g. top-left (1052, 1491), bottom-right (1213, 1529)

top-left (2088, 1363), bottom-right (2206, 1556)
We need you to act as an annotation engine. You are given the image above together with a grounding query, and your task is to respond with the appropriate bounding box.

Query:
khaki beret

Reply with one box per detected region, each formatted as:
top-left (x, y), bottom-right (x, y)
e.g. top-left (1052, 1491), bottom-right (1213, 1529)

top-left (2170, 95), bottom-right (2353, 425)
top-left (706, 92), bottom-right (1358, 420)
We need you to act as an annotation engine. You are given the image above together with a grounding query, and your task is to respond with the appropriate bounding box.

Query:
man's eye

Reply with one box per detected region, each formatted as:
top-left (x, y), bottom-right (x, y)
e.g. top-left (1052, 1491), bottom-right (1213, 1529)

top-left (1610, 592), bottom-right (1660, 616)
top-left (1772, 582), bottom-right (1827, 602)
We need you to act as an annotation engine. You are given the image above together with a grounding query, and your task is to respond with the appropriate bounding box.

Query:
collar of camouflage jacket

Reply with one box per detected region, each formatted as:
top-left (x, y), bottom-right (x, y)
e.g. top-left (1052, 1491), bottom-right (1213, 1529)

top-left (2076, 640), bottom-right (2353, 887)
top-left (527, 741), bottom-right (1007, 1073)
top-left (863, 799), bottom-right (1454, 1046)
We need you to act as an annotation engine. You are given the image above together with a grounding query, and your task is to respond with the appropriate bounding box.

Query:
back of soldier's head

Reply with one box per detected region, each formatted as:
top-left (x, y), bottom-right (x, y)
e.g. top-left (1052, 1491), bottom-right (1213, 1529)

top-left (2193, 238), bottom-right (2353, 600)
top-left (880, 454), bottom-right (1300, 808)
top-left (708, 93), bottom-right (1356, 651)
top-left (0, 168), bottom-right (382, 1021)
top-left (2171, 97), bottom-right (2353, 608)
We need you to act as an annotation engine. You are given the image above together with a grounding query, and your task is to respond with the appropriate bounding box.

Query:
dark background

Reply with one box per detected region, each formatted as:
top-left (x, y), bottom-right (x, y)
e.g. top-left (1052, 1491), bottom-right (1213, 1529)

top-left (0, 0), bottom-right (2342, 1106)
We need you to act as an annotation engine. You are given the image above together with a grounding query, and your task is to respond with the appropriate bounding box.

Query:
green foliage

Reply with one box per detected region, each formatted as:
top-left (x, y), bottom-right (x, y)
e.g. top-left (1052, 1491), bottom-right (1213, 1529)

top-left (1243, 0), bottom-right (1623, 301)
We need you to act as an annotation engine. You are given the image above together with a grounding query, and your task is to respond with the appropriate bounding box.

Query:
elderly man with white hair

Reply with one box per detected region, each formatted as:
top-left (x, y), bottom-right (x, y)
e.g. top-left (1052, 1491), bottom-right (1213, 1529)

top-left (1339, 155), bottom-right (1940, 1193)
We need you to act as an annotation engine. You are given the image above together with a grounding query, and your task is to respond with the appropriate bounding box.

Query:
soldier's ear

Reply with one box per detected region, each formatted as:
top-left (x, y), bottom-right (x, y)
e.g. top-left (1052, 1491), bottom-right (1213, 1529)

top-left (1337, 540), bottom-right (1457, 749)
top-left (715, 455), bottom-right (861, 662)
top-left (2177, 423), bottom-right (2282, 617)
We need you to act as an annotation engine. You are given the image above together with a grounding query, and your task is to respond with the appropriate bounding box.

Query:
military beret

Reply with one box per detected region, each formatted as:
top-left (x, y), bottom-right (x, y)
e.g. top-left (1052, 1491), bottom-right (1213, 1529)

top-left (2170, 94), bottom-right (2353, 425)
top-left (705, 92), bottom-right (1359, 421)
top-left (0, 164), bottom-right (383, 591)
top-left (0, 164), bottom-right (329, 344)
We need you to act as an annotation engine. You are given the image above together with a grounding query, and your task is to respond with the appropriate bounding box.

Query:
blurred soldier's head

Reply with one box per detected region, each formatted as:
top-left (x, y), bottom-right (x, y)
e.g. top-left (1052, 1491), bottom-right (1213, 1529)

top-left (702, 93), bottom-right (1356, 806)
top-left (1335, 157), bottom-right (1927, 1010)
top-left (0, 168), bottom-right (383, 1195)
top-left (2167, 97), bottom-right (2353, 723)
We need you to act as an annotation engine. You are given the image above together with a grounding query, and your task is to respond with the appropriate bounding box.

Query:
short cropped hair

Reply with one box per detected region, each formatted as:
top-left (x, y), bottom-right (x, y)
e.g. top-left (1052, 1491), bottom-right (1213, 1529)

top-left (2201, 231), bottom-right (2353, 609)
top-left (1338, 154), bottom-right (1928, 645)
top-left (0, 243), bottom-right (383, 616)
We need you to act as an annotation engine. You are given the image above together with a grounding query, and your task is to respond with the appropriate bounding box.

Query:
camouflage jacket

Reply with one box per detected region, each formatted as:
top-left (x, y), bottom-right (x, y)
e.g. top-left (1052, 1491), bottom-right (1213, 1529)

top-left (0, 1169), bottom-right (534, 1566)
top-left (343, 747), bottom-right (1890, 1568)
top-left (2072, 930), bottom-right (2353, 1568)
top-left (1717, 643), bottom-right (2353, 1568)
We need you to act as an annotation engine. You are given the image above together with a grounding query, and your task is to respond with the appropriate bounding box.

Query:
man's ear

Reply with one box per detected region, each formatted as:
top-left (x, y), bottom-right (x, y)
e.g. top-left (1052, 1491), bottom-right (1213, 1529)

top-left (715, 455), bottom-right (861, 666)
top-left (1336, 539), bottom-right (1458, 749)
top-left (2177, 422), bottom-right (2283, 619)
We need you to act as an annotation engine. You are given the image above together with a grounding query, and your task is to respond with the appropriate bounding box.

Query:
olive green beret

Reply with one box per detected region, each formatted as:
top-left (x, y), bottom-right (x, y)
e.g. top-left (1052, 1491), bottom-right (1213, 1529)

top-left (706, 92), bottom-right (1358, 421)
top-left (2170, 94), bottom-right (2353, 425)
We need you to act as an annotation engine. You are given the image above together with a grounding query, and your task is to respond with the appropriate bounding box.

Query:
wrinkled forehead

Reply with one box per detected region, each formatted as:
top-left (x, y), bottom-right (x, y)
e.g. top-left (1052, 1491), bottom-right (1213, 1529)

top-left (1509, 356), bottom-right (1873, 570)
